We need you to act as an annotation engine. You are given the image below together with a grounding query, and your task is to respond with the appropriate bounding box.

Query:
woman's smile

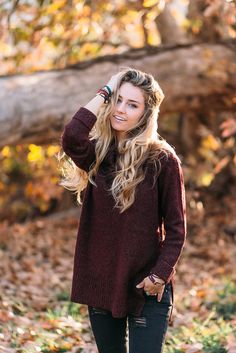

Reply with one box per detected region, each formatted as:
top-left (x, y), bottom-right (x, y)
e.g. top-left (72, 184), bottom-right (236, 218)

top-left (110, 82), bottom-right (145, 141)
top-left (113, 115), bottom-right (127, 122)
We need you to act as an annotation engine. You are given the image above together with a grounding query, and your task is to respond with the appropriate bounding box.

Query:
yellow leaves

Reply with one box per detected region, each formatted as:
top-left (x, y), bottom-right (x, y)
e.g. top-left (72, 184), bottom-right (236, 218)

top-left (52, 23), bottom-right (64, 36)
top-left (80, 5), bottom-right (91, 17)
top-left (0, 143), bottom-right (64, 221)
top-left (146, 9), bottom-right (158, 21)
top-left (1, 146), bottom-right (11, 158)
top-left (1, 0), bottom-right (171, 73)
top-left (91, 21), bottom-right (103, 36)
top-left (189, 19), bottom-right (203, 34)
top-left (75, 2), bottom-right (84, 14)
top-left (143, 0), bottom-right (159, 8)
top-left (73, 17), bottom-right (90, 36)
top-left (51, 176), bottom-right (59, 184)
top-left (199, 172), bottom-right (214, 187)
top-left (124, 9), bottom-right (139, 22)
top-left (27, 144), bottom-right (45, 164)
top-left (47, 145), bottom-right (60, 157)
top-left (27, 144), bottom-right (60, 164)
top-left (46, 0), bottom-right (67, 14)
top-left (202, 134), bottom-right (220, 151)
top-left (0, 41), bottom-right (14, 56)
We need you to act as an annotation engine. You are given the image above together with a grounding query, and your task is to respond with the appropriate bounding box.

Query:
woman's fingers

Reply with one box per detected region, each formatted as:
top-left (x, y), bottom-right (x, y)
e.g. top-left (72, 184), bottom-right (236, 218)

top-left (106, 72), bottom-right (123, 92)
top-left (143, 276), bottom-right (165, 301)
top-left (157, 287), bottom-right (165, 302)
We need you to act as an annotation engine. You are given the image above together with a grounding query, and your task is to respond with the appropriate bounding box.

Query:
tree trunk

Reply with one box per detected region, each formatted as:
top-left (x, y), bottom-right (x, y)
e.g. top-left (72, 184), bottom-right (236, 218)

top-left (0, 40), bottom-right (235, 147)
top-left (155, 2), bottom-right (188, 44)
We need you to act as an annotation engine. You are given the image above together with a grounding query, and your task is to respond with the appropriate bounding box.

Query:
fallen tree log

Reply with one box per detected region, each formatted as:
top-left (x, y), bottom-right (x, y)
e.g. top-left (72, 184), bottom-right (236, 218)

top-left (0, 40), bottom-right (235, 147)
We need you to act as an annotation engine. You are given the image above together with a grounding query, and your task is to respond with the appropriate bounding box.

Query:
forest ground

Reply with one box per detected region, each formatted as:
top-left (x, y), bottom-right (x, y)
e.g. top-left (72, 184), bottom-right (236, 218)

top-left (0, 191), bottom-right (236, 353)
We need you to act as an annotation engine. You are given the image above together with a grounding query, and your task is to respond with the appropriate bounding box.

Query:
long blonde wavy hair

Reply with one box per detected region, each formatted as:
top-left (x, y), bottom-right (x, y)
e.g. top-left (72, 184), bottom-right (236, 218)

top-left (59, 67), bottom-right (179, 213)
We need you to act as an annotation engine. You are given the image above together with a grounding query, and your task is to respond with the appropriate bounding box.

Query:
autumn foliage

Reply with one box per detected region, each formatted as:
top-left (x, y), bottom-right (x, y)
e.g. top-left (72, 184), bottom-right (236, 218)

top-left (0, 0), bottom-right (236, 352)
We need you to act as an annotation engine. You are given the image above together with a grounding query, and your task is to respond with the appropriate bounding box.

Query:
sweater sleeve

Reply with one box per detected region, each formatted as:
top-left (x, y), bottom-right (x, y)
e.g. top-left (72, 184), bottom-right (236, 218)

top-left (150, 153), bottom-right (187, 283)
top-left (61, 107), bottom-right (97, 172)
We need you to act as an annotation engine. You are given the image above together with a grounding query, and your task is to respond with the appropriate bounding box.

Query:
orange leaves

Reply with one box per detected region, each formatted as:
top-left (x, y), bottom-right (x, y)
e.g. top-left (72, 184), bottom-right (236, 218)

top-left (0, 309), bottom-right (13, 323)
top-left (226, 334), bottom-right (236, 353)
top-left (0, 144), bottom-right (63, 221)
top-left (1, 193), bottom-right (236, 350)
top-left (143, 0), bottom-right (160, 8)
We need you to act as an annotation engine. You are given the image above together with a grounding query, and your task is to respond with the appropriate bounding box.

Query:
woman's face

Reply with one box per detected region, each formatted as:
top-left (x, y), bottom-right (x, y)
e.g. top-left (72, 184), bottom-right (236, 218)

top-left (110, 82), bottom-right (145, 142)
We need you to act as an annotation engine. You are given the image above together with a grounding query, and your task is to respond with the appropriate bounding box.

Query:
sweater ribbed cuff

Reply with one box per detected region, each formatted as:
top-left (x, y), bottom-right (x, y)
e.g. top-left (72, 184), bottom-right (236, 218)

top-left (73, 107), bottom-right (97, 130)
top-left (150, 259), bottom-right (176, 284)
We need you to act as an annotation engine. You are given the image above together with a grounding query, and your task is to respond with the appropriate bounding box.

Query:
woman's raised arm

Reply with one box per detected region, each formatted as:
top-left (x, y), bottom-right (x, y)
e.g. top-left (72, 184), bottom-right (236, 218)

top-left (61, 94), bottom-right (104, 172)
top-left (61, 72), bottom-right (122, 171)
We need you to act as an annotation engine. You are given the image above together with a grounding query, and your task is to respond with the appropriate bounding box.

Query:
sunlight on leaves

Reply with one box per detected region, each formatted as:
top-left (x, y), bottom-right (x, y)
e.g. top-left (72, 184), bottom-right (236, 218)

top-left (143, 0), bottom-right (159, 8)
top-left (27, 144), bottom-right (45, 164)
top-left (199, 172), bottom-right (214, 186)
top-left (202, 135), bottom-right (220, 151)
top-left (46, 0), bottom-right (67, 15)
top-left (1, 146), bottom-right (11, 158)
top-left (47, 145), bottom-right (60, 157)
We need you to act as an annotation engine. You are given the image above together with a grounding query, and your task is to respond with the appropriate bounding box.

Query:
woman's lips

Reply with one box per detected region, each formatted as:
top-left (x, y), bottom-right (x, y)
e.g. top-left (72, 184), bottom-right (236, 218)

top-left (114, 115), bottom-right (127, 122)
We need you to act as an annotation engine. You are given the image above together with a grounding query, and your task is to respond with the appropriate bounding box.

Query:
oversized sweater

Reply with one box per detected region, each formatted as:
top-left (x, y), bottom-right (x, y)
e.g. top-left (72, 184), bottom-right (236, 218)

top-left (61, 107), bottom-right (187, 318)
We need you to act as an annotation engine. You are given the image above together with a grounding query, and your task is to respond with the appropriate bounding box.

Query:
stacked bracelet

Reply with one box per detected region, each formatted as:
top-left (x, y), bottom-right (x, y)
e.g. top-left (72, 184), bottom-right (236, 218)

top-left (96, 85), bottom-right (112, 104)
top-left (148, 273), bottom-right (165, 286)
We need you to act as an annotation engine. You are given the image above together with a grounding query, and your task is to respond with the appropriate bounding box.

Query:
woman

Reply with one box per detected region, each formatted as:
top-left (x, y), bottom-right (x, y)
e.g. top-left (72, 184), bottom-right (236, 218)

top-left (60, 67), bottom-right (187, 353)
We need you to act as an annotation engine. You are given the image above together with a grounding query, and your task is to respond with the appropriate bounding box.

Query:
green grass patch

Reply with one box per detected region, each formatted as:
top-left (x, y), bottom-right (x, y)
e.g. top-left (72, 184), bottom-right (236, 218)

top-left (165, 278), bottom-right (236, 353)
top-left (45, 301), bottom-right (82, 320)
top-left (165, 315), bottom-right (234, 353)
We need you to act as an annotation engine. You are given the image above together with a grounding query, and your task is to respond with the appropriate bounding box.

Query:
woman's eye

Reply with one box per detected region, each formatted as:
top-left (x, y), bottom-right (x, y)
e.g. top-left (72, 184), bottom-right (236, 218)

top-left (117, 98), bottom-right (137, 108)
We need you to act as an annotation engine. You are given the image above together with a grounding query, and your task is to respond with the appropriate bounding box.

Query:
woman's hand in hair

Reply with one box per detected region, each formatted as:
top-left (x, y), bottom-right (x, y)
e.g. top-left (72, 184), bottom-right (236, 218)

top-left (106, 72), bottom-right (123, 93)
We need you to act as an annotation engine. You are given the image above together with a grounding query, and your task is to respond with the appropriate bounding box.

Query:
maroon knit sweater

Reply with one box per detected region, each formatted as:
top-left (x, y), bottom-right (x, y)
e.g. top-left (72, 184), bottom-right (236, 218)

top-left (61, 107), bottom-right (187, 318)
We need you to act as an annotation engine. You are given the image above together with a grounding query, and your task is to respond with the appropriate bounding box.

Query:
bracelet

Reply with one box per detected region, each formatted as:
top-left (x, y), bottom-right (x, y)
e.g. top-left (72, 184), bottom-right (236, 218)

top-left (98, 89), bottom-right (109, 96)
top-left (148, 274), bottom-right (165, 286)
top-left (96, 91), bottom-right (109, 104)
top-left (96, 86), bottom-right (112, 104)
top-left (104, 85), bottom-right (112, 95)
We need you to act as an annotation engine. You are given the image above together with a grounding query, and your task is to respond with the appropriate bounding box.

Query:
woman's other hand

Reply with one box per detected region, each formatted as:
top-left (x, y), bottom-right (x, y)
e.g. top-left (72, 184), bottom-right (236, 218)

top-left (136, 276), bottom-right (165, 302)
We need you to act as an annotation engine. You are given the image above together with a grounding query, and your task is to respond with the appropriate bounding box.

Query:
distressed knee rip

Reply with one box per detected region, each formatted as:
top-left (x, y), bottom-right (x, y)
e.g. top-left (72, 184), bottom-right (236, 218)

top-left (130, 316), bottom-right (147, 327)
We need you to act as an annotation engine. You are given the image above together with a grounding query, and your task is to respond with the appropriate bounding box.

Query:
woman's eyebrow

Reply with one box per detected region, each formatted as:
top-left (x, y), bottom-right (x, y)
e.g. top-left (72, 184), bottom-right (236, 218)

top-left (118, 94), bottom-right (140, 104)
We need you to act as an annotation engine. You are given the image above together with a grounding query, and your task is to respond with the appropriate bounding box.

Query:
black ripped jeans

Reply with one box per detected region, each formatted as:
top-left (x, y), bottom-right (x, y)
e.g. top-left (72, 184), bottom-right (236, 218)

top-left (88, 282), bottom-right (173, 353)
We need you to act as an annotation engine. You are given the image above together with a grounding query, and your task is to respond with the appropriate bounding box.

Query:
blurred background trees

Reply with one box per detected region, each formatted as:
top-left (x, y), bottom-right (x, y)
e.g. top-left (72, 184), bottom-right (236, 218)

top-left (0, 0), bottom-right (235, 222)
top-left (1, 2), bottom-right (236, 351)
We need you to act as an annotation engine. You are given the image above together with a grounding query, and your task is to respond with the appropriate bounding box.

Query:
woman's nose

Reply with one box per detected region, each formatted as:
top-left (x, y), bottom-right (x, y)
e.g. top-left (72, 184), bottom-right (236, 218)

top-left (117, 101), bottom-right (126, 113)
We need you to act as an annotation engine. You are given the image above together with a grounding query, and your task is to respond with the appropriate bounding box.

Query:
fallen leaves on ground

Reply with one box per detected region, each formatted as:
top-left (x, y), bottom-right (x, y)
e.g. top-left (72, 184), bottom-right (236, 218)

top-left (0, 192), bottom-right (236, 352)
